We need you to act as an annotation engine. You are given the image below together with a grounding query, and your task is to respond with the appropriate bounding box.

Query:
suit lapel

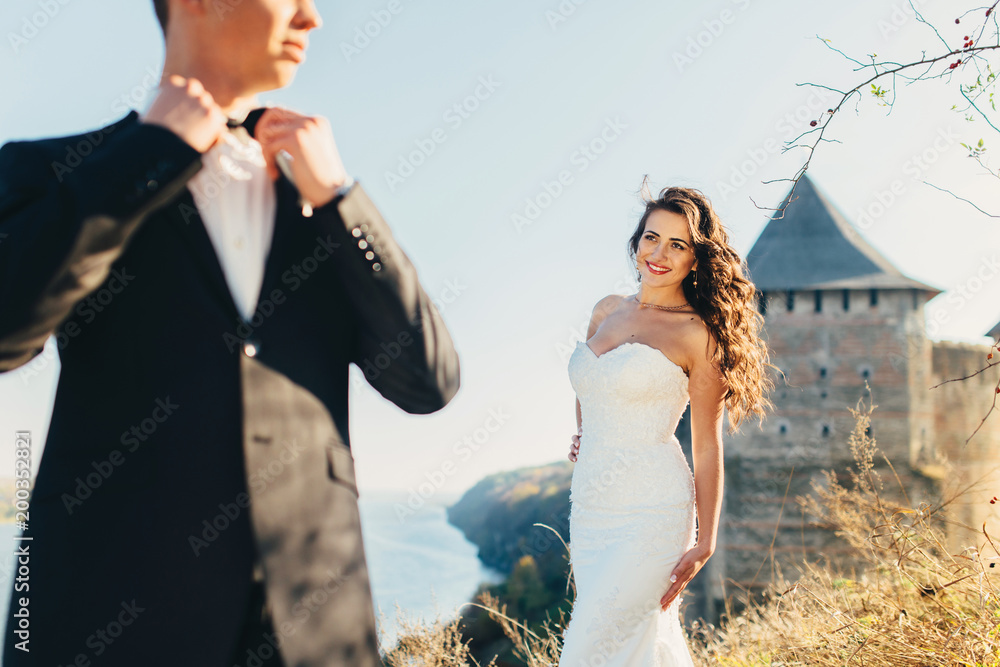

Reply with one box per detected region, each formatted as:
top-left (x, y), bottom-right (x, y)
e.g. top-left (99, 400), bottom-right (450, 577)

top-left (162, 172), bottom-right (300, 325)
top-left (259, 173), bottom-right (299, 301)
top-left (164, 189), bottom-right (243, 323)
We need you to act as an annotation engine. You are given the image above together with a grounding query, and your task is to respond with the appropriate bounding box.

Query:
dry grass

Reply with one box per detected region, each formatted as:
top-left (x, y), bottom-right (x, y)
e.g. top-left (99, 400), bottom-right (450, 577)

top-left (384, 399), bottom-right (1000, 666)
top-left (379, 601), bottom-right (498, 667)
top-left (691, 398), bottom-right (1000, 666)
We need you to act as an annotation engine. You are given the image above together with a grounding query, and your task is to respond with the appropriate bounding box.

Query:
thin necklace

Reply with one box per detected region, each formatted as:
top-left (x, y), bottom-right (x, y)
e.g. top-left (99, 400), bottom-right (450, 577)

top-left (633, 295), bottom-right (689, 311)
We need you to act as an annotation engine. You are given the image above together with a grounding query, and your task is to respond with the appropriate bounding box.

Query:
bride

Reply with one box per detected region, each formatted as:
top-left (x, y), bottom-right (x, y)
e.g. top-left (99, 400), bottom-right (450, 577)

top-left (560, 183), bottom-right (772, 666)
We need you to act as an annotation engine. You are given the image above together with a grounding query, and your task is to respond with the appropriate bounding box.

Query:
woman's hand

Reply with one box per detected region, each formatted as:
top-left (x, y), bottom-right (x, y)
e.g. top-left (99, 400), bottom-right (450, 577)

top-left (568, 432), bottom-right (581, 462)
top-left (660, 543), bottom-right (713, 610)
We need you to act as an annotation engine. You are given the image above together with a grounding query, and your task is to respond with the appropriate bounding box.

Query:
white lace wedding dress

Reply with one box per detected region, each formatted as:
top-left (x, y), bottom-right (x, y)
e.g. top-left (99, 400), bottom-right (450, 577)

top-left (559, 340), bottom-right (698, 667)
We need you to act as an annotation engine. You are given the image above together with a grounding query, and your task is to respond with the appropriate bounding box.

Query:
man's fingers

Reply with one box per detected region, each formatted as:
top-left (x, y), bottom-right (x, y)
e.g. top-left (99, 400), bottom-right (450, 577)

top-left (256, 107), bottom-right (307, 144)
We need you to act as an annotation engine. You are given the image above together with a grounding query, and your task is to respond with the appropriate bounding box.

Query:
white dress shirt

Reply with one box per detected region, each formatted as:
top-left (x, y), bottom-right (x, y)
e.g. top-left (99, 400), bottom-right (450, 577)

top-left (185, 125), bottom-right (276, 322)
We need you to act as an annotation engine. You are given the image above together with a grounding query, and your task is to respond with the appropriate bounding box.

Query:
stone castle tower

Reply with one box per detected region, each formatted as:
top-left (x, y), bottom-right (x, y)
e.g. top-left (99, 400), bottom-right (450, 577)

top-left (682, 175), bottom-right (1000, 622)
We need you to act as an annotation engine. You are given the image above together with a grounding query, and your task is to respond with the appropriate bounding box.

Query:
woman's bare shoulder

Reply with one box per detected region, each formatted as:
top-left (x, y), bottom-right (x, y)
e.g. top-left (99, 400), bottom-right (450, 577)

top-left (594, 293), bottom-right (629, 311)
top-left (679, 313), bottom-right (719, 366)
top-left (586, 294), bottom-right (629, 335)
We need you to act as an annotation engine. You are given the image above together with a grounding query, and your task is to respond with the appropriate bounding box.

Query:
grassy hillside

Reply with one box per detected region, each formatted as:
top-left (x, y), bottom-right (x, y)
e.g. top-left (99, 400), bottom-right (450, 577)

top-left (446, 460), bottom-right (572, 573)
top-left (384, 403), bottom-right (1000, 666)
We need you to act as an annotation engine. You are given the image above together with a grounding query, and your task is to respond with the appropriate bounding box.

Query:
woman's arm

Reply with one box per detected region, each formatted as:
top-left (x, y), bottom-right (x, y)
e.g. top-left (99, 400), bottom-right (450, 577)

top-left (688, 340), bottom-right (726, 553)
top-left (660, 328), bottom-right (726, 609)
top-left (569, 294), bottom-right (621, 461)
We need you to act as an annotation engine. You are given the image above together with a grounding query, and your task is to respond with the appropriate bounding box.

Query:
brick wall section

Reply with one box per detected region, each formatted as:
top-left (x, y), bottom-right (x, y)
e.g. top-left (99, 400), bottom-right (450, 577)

top-left (709, 288), bottom-right (942, 615)
top-left (928, 341), bottom-right (1000, 557)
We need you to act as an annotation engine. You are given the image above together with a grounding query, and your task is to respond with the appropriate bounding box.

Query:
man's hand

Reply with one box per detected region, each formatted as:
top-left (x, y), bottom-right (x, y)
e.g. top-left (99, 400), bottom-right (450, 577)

top-left (255, 108), bottom-right (349, 209)
top-left (659, 542), bottom-right (713, 610)
top-left (142, 75), bottom-right (228, 153)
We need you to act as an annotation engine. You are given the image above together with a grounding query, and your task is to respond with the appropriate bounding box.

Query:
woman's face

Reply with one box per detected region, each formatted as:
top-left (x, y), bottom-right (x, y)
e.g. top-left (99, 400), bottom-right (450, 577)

top-left (636, 209), bottom-right (697, 286)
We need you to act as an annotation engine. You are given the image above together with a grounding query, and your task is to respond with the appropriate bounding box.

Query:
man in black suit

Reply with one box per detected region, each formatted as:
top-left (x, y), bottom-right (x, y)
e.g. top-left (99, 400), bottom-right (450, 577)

top-left (0, 1), bottom-right (460, 665)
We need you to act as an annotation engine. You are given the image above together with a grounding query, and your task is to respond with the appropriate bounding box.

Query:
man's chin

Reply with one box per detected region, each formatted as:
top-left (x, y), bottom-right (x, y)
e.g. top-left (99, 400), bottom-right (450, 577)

top-left (253, 66), bottom-right (298, 93)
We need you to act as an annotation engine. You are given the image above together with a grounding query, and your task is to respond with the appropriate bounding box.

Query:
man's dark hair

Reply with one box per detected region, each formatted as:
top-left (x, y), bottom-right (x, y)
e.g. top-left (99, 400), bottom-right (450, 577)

top-left (152, 0), bottom-right (168, 35)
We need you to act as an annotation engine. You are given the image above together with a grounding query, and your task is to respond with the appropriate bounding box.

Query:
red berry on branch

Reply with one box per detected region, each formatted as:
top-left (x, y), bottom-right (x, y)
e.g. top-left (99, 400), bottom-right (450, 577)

top-left (988, 8), bottom-right (993, 16)
top-left (956, 18), bottom-right (961, 23)
top-left (989, 352), bottom-right (994, 359)
top-left (964, 35), bottom-right (970, 39)
top-left (810, 120), bottom-right (818, 127)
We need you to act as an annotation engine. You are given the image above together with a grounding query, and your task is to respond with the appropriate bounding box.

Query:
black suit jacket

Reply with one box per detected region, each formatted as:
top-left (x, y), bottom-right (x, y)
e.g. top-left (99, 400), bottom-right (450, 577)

top-left (0, 111), bottom-right (460, 666)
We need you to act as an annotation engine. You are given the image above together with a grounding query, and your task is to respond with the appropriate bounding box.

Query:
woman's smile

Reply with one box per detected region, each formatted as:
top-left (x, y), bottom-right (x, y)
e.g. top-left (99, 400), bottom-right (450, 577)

top-left (645, 260), bottom-right (670, 275)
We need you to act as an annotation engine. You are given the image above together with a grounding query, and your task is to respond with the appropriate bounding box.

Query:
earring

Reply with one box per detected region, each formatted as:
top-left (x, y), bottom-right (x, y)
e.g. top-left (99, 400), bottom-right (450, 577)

top-left (692, 273), bottom-right (698, 288)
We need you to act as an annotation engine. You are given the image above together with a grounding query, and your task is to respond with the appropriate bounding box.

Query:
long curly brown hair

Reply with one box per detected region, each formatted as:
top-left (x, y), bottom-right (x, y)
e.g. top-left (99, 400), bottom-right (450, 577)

top-left (627, 181), bottom-right (773, 431)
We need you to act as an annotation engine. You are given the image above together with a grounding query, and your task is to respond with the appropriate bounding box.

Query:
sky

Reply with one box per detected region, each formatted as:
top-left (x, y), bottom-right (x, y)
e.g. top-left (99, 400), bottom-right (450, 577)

top-left (1, 0), bottom-right (999, 497)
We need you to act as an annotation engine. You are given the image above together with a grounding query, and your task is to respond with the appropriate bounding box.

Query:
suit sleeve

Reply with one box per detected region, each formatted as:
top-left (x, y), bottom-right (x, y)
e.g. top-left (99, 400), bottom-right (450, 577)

top-left (0, 120), bottom-right (203, 372)
top-left (309, 183), bottom-right (460, 415)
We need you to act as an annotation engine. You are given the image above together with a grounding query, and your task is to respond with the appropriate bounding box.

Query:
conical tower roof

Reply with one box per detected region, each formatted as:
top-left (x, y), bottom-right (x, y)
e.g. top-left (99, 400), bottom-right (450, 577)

top-left (745, 175), bottom-right (940, 294)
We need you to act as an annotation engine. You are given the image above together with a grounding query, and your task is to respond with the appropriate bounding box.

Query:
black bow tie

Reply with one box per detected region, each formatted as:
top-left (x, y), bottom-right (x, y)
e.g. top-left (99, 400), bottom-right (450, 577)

top-left (226, 108), bottom-right (268, 138)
